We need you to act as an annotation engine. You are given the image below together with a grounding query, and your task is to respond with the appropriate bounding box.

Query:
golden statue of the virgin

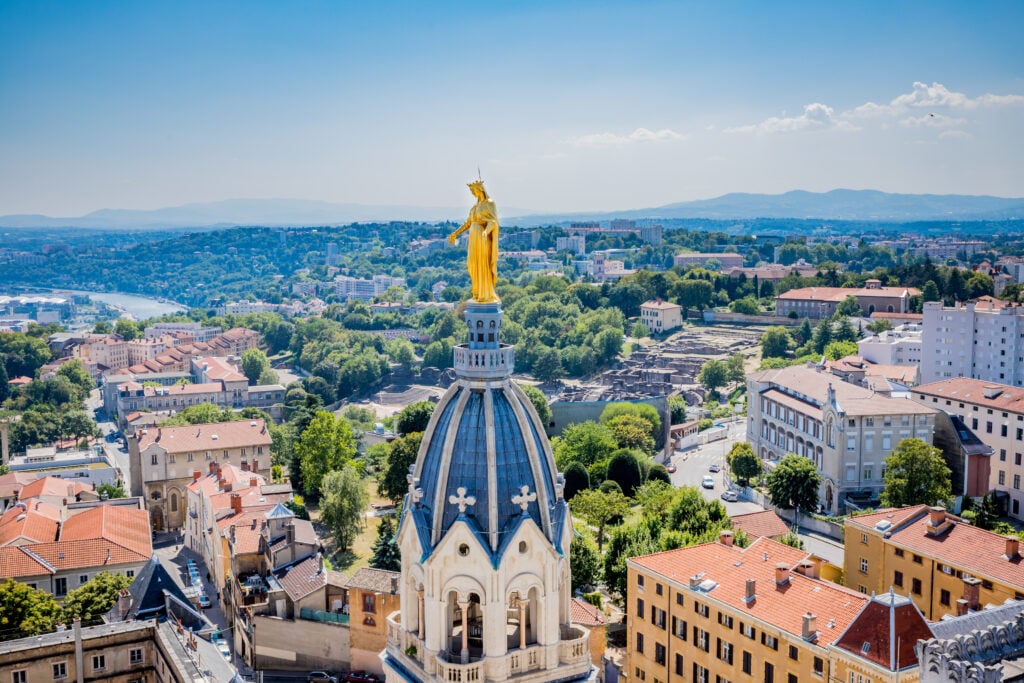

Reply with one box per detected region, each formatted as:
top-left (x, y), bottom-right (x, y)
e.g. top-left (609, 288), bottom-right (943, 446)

top-left (448, 180), bottom-right (500, 303)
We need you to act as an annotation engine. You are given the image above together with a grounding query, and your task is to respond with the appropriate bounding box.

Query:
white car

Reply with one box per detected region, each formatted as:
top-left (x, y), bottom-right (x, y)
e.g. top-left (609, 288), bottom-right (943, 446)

top-left (720, 489), bottom-right (739, 502)
top-left (216, 640), bottom-right (231, 661)
top-left (701, 475), bottom-right (715, 489)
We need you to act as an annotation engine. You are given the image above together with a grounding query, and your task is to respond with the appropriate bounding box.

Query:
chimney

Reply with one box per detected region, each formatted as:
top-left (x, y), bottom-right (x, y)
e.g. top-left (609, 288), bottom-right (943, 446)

top-left (230, 493), bottom-right (242, 515)
top-left (689, 574), bottom-right (703, 590)
top-left (209, 461), bottom-right (217, 474)
top-left (956, 598), bottom-right (969, 617)
top-left (241, 461), bottom-right (249, 472)
top-left (928, 506), bottom-right (946, 527)
top-left (1007, 537), bottom-right (1020, 559)
top-left (795, 559), bottom-right (819, 579)
top-left (719, 530), bottom-right (734, 547)
top-left (775, 563), bottom-right (790, 586)
top-left (216, 465), bottom-right (222, 481)
top-left (744, 579), bottom-right (756, 603)
top-left (250, 477), bottom-right (258, 488)
top-left (286, 522), bottom-right (295, 545)
top-left (192, 470), bottom-right (202, 482)
top-left (802, 613), bottom-right (817, 641)
top-left (962, 576), bottom-right (981, 612)
top-left (73, 618), bottom-right (84, 683)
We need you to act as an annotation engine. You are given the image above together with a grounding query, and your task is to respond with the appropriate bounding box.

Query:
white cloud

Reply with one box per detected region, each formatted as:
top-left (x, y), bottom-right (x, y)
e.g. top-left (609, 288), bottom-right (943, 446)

top-left (847, 81), bottom-right (1024, 118)
top-left (899, 113), bottom-right (967, 128)
top-left (567, 127), bottom-right (686, 147)
top-left (938, 129), bottom-right (972, 140)
top-left (725, 103), bottom-right (858, 134)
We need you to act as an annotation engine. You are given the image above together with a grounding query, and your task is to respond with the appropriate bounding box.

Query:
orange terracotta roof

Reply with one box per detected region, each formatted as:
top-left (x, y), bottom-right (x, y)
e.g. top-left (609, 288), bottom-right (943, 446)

top-left (275, 555), bottom-right (326, 601)
top-left (845, 506), bottom-right (931, 533)
top-left (16, 477), bottom-right (92, 503)
top-left (914, 378), bottom-right (1024, 415)
top-left (629, 537), bottom-right (867, 644)
top-left (59, 505), bottom-right (153, 558)
top-left (730, 510), bottom-right (791, 540)
top-left (0, 471), bottom-right (37, 499)
top-left (187, 464), bottom-right (263, 496)
top-left (137, 419), bottom-right (271, 454)
top-left (0, 546), bottom-right (55, 577)
top-left (870, 312), bottom-right (922, 320)
top-left (30, 538), bottom-right (149, 570)
top-left (571, 598), bottom-right (607, 626)
top-left (777, 286), bottom-right (921, 302)
top-left (221, 510), bottom-right (269, 554)
top-left (883, 509), bottom-right (1024, 590)
top-left (641, 299), bottom-right (682, 311)
top-left (0, 503), bottom-right (60, 546)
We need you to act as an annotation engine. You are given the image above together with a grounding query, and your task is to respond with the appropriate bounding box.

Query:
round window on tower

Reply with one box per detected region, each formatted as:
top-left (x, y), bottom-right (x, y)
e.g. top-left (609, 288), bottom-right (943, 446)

top-left (458, 544), bottom-right (470, 557)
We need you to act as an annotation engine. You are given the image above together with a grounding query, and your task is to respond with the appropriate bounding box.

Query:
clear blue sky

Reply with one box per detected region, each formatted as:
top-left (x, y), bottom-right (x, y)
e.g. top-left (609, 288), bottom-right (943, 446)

top-left (1, 1), bottom-right (1022, 216)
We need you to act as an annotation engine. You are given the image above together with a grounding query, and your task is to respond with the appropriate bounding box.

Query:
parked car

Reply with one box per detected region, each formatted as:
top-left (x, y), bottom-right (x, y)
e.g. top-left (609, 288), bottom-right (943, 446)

top-left (307, 673), bottom-right (338, 683)
top-left (665, 463), bottom-right (677, 474)
top-left (198, 594), bottom-right (212, 609)
top-left (720, 489), bottom-right (739, 502)
top-left (216, 639), bottom-right (230, 661)
top-left (701, 475), bottom-right (715, 489)
top-left (343, 673), bottom-right (378, 683)
top-left (708, 463), bottom-right (720, 473)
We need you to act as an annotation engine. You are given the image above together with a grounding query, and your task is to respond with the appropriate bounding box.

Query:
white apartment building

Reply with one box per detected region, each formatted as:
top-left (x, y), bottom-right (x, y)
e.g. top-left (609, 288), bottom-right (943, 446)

top-left (921, 298), bottom-right (1024, 385)
top-left (639, 299), bottom-right (683, 333)
top-left (144, 322), bottom-right (222, 342)
top-left (556, 234), bottom-right (586, 256)
top-left (332, 274), bottom-right (407, 300)
top-left (857, 323), bottom-right (922, 365)
top-left (747, 365), bottom-right (939, 514)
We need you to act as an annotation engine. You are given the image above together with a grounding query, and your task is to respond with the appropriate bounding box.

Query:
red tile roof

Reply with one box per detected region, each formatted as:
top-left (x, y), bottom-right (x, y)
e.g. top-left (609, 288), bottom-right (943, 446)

top-left (846, 506), bottom-right (930, 533)
top-left (17, 476), bottom-right (92, 502)
top-left (0, 502), bottom-right (60, 546)
top-left (629, 537), bottom-right (867, 644)
top-left (221, 510), bottom-right (269, 554)
top-left (777, 285), bottom-right (921, 302)
top-left (571, 598), bottom-right (607, 626)
top-left (914, 378), bottom-right (1024, 415)
top-left (137, 419), bottom-right (272, 454)
top-left (0, 546), bottom-right (54, 577)
top-left (59, 505), bottom-right (153, 558)
top-left (275, 554), bottom-right (326, 601)
top-left (834, 592), bottom-right (933, 671)
top-left (730, 510), bottom-right (791, 540)
top-left (30, 538), bottom-right (149, 570)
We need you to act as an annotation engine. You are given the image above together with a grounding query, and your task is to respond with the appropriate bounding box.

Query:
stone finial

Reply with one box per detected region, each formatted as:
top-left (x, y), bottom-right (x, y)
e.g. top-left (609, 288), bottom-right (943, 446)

top-left (512, 485), bottom-right (537, 513)
top-left (449, 487), bottom-right (476, 514)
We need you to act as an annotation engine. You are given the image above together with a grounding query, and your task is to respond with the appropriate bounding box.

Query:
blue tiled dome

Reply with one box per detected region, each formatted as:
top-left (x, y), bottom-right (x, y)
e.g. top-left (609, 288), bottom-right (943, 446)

top-left (405, 303), bottom-right (567, 564)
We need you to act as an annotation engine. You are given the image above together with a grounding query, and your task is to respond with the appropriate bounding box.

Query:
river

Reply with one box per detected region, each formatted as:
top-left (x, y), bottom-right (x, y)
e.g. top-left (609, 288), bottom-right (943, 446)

top-left (63, 289), bottom-right (188, 320)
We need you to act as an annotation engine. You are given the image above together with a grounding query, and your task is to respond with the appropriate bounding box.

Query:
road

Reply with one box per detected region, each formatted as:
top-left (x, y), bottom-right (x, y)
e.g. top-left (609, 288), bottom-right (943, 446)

top-left (87, 387), bottom-right (131, 485)
top-left (666, 420), bottom-right (761, 516)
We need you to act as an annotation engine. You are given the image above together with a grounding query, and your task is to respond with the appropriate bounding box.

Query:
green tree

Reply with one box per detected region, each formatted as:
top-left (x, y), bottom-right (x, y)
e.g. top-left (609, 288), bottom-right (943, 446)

top-left (395, 401), bottom-right (434, 436)
top-left (531, 346), bottom-right (564, 381)
top-left (603, 519), bottom-right (659, 595)
top-left (880, 438), bottom-right (953, 508)
top-left (240, 348), bottom-right (272, 385)
top-left (518, 384), bottom-right (552, 428)
top-left (422, 340), bottom-right (453, 370)
top-left (760, 326), bottom-right (792, 359)
top-left (56, 360), bottom-right (94, 399)
top-left (824, 341), bottom-right (858, 361)
top-left (606, 449), bottom-right (646, 497)
top-left (92, 321), bottom-right (113, 334)
top-left (570, 488), bottom-right (630, 550)
top-left (698, 359), bottom-right (729, 395)
top-left (378, 432), bottom-right (423, 504)
top-left (319, 465), bottom-right (368, 551)
top-left (630, 321), bottom-right (650, 339)
top-left (113, 319), bottom-right (142, 341)
top-left (836, 295), bottom-right (862, 317)
top-left (727, 442), bottom-right (762, 486)
top-left (385, 338), bottom-right (415, 366)
top-left (569, 536), bottom-right (601, 591)
top-left (607, 414), bottom-right (656, 454)
top-left (729, 297), bottom-right (760, 315)
top-left (921, 280), bottom-right (941, 303)
top-left (257, 367), bottom-right (280, 385)
top-left (163, 403), bottom-right (242, 426)
top-left (599, 402), bottom-right (661, 436)
top-left (669, 395), bottom-right (687, 425)
top-left (96, 482), bottom-right (126, 499)
top-left (296, 411), bottom-right (356, 496)
top-left (0, 360), bottom-right (8, 403)
top-left (726, 353), bottom-right (746, 383)
top-left (0, 332), bottom-right (52, 378)
top-left (369, 514), bottom-right (401, 571)
top-left (60, 571), bottom-right (133, 626)
top-left (554, 421), bottom-right (618, 469)
top-left (563, 462), bottom-right (590, 501)
top-left (0, 578), bottom-right (62, 641)
top-left (811, 319), bottom-right (833, 354)
top-left (765, 454), bottom-right (820, 511)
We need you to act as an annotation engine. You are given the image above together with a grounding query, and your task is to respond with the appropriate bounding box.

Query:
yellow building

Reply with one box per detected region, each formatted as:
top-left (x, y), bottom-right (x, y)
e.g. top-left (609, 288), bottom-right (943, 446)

top-left (844, 505), bottom-right (1024, 621)
top-left (627, 532), bottom-right (934, 683)
top-left (640, 299), bottom-right (683, 333)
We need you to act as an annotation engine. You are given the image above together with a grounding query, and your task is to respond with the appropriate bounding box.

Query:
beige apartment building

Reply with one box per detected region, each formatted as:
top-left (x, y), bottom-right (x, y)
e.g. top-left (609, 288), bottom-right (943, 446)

top-left (913, 378), bottom-right (1024, 518)
top-left (128, 419), bottom-right (273, 531)
top-left (627, 533), bottom-right (933, 683)
top-left (775, 280), bottom-right (921, 319)
top-left (640, 299), bottom-right (684, 334)
top-left (747, 365), bottom-right (939, 513)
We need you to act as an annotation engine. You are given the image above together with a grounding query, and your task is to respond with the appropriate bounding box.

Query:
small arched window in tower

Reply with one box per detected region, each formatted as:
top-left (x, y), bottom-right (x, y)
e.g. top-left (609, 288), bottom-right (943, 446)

top-left (170, 492), bottom-right (178, 512)
top-left (458, 543), bottom-right (470, 557)
top-left (490, 320), bottom-right (496, 328)
top-left (518, 541), bottom-right (527, 554)
top-left (476, 320), bottom-right (483, 328)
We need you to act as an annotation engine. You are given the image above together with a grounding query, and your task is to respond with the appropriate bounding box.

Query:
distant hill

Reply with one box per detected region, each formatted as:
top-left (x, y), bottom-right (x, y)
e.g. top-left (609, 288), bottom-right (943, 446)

top-left (3, 190), bottom-right (1022, 229)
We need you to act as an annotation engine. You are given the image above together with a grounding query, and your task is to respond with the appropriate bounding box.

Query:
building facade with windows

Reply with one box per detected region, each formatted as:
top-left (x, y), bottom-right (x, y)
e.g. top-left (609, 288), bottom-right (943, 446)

top-left (627, 533), bottom-right (930, 683)
top-left (640, 300), bottom-right (684, 334)
top-left (921, 298), bottom-right (1024, 385)
top-left (775, 281), bottom-right (920, 320)
top-left (128, 419), bottom-right (273, 532)
top-left (912, 378), bottom-right (1024, 518)
top-left (747, 366), bottom-right (939, 514)
top-left (844, 505), bottom-right (1024, 621)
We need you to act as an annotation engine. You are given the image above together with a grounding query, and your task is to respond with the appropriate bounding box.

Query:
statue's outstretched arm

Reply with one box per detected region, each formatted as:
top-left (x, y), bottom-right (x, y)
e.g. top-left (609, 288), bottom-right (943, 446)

top-left (448, 220), bottom-right (471, 243)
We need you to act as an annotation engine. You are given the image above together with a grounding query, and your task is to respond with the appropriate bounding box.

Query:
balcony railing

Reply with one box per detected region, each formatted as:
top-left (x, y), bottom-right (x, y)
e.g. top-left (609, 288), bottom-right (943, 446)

top-left (300, 607), bottom-right (349, 625)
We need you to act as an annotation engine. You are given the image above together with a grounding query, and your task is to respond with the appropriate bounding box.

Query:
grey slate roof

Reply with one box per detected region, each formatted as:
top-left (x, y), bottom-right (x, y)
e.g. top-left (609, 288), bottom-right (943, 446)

top-left (931, 599), bottom-right (1024, 640)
